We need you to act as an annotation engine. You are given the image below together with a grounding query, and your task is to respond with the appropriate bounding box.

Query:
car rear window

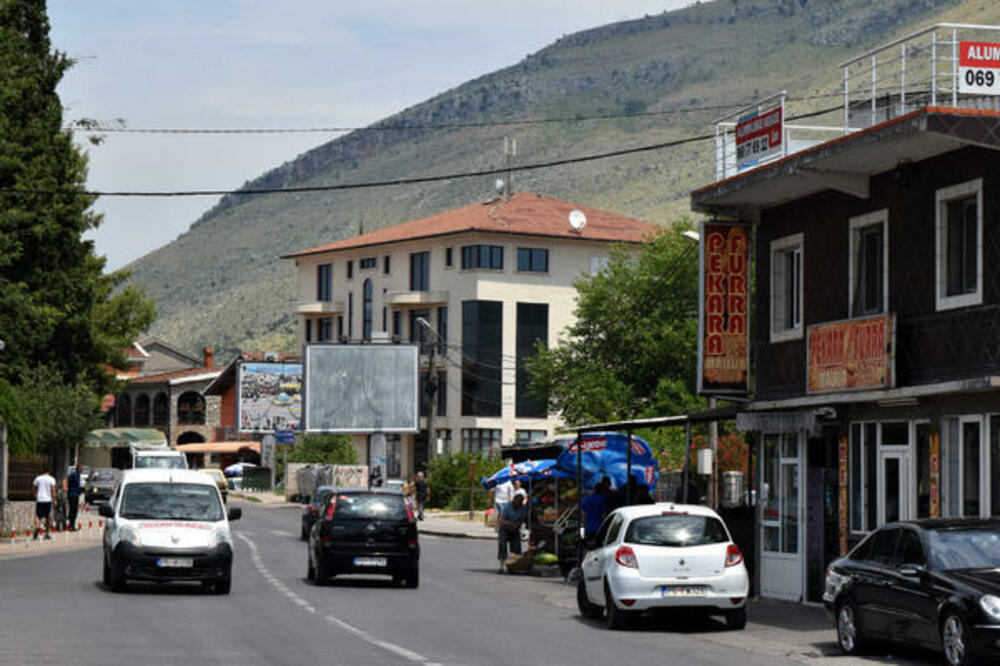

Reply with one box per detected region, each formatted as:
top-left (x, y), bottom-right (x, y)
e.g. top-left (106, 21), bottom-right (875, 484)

top-left (624, 514), bottom-right (728, 547)
top-left (334, 494), bottom-right (407, 521)
top-left (120, 482), bottom-right (223, 522)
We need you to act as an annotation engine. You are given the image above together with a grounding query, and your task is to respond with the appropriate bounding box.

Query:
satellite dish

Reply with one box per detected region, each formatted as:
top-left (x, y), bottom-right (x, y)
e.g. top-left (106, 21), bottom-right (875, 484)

top-left (495, 178), bottom-right (506, 196)
top-left (568, 209), bottom-right (587, 231)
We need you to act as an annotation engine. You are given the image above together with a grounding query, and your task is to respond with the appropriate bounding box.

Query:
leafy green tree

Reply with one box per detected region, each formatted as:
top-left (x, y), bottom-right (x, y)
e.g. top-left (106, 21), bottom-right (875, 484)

top-left (0, 379), bottom-right (37, 455)
top-left (19, 367), bottom-right (101, 455)
top-left (525, 226), bottom-right (703, 426)
top-left (0, 0), bottom-right (156, 394)
top-left (288, 434), bottom-right (359, 465)
top-left (425, 451), bottom-right (506, 510)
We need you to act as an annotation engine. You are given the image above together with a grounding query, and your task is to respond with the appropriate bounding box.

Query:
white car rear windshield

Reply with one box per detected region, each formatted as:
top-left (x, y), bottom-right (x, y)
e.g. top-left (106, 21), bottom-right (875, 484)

top-left (120, 483), bottom-right (223, 522)
top-left (625, 515), bottom-right (728, 547)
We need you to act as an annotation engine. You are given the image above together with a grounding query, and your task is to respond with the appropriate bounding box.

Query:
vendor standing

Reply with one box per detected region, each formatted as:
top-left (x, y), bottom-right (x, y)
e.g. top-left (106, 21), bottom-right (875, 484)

top-left (490, 478), bottom-right (514, 531)
top-left (497, 493), bottom-right (528, 573)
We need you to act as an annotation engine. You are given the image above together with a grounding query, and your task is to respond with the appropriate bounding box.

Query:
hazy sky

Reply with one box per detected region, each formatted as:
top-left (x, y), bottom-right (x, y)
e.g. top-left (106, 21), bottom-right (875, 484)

top-left (48, 1), bottom-right (691, 272)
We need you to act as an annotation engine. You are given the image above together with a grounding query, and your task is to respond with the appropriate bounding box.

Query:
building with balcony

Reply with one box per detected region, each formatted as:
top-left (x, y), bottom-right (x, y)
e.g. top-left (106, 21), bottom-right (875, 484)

top-left (283, 192), bottom-right (658, 477)
top-left (693, 24), bottom-right (1000, 603)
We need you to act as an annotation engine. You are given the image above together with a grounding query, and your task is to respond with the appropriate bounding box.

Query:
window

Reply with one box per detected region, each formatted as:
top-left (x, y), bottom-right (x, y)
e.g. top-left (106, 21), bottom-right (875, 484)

top-left (849, 422), bottom-right (878, 533)
top-left (316, 263), bottom-right (332, 301)
top-left (936, 178), bottom-right (983, 310)
top-left (865, 528), bottom-right (900, 567)
top-left (320, 317), bottom-right (334, 342)
top-left (410, 251), bottom-right (430, 291)
top-left (896, 529), bottom-right (926, 567)
top-left (152, 393), bottom-right (169, 426)
top-left (347, 260), bottom-right (354, 280)
top-left (461, 428), bottom-right (502, 453)
top-left (761, 433), bottom-right (799, 554)
top-left (516, 303), bottom-right (548, 418)
top-left (360, 257), bottom-right (376, 270)
top-left (590, 255), bottom-right (609, 276)
top-left (445, 247), bottom-right (453, 268)
top-left (462, 300), bottom-right (502, 417)
top-left (177, 392), bottom-right (206, 425)
top-left (943, 416), bottom-right (987, 518)
top-left (917, 423), bottom-right (932, 518)
top-left (392, 311), bottom-right (401, 339)
top-left (849, 210), bottom-right (887, 316)
top-left (515, 430), bottom-right (547, 444)
top-left (517, 247), bottom-right (549, 273)
top-left (410, 309), bottom-right (431, 354)
top-left (362, 279), bottom-right (373, 341)
top-left (386, 435), bottom-right (402, 478)
top-left (419, 370), bottom-right (446, 417)
top-left (436, 306), bottom-right (448, 355)
top-left (382, 306), bottom-right (387, 333)
top-left (461, 244), bottom-right (504, 270)
top-left (770, 233), bottom-right (803, 342)
top-left (336, 316), bottom-right (344, 340)
top-left (348, 292), bottom-right (353, 339)
top-left (383, 255), bottom-right (391, 275)
top-left (134, 394), bottom-right (150, 426)
top-left (305, 319), bottom-right (312, 343)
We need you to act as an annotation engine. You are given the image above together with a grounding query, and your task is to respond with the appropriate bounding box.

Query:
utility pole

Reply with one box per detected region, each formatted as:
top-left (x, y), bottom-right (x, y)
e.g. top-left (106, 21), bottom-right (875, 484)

top-left (417, 318), bottom-right (440, 461)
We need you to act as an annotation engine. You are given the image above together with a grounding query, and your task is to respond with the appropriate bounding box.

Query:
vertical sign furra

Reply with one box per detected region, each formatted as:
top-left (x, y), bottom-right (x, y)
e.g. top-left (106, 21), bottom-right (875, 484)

top-left (698, 222), bottom-right (749, 395)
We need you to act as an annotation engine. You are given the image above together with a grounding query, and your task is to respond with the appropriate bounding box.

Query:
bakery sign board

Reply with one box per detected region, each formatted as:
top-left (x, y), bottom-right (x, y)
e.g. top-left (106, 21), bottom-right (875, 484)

top-left (698, 222), bottom-right (749, 395)
top-left (806, 313), bottom-right (895, 394)
top-left (959, 41), bottom-right (1000, 95)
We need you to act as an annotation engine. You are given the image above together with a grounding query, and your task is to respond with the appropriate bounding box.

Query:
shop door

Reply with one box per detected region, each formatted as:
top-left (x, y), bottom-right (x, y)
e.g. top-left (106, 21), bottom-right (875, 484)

top-left (878, 450), bottom-right (911, 524)
top-left (760, 433), bottom-right (804, 601)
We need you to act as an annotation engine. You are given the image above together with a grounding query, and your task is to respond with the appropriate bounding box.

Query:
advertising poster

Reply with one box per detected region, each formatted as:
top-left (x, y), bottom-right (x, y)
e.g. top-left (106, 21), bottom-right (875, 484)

top-left (735, 106), bottom-right (783, 169)
top-left (238, 362), bottom-right (303, 433)
top-left (806, 314), bottom-right (894, 394)
top-left (959, 41), bottom-right (1000, 95)
top-left (698, 222), bottom-right (750, 395)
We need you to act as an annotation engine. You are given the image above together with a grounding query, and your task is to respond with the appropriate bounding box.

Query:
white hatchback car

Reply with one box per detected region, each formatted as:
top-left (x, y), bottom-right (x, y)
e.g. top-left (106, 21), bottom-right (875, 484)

top-left (99, 469), bottom-right (240, 594)
top-left (578, 503), bottom-right (749, 630)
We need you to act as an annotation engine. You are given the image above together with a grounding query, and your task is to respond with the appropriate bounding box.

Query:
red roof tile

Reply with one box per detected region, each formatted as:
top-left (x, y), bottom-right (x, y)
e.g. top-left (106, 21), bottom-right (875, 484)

top-left (283, 192), bottom-right (659, 258)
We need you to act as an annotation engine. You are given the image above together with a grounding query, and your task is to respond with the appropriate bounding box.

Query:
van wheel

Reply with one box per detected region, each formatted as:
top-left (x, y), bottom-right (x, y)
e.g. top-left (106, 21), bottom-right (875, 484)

top-left (214, 571), bottom-right (232, 595)
top-left (109, 556), bottom-right (127, 593)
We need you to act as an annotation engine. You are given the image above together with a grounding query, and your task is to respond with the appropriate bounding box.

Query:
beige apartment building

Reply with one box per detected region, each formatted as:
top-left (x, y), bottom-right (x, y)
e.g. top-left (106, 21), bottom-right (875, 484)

top-left (283, 192), bottom-right (657, 478)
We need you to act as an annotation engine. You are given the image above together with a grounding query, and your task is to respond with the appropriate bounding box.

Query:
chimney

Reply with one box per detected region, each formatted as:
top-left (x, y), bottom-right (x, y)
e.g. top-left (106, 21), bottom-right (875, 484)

top-left (203, 346), bottom-right (214, 368)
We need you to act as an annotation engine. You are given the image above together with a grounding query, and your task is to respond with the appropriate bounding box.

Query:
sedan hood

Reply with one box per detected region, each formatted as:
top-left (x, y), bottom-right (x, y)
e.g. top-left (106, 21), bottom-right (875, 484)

top-left (945, 568), bottom-right (1000, 595)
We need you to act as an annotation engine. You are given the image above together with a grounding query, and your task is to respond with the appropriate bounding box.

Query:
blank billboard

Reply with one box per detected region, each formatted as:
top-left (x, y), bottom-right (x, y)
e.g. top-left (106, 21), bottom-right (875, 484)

top-left (304, 344), bottom-right (419, 433)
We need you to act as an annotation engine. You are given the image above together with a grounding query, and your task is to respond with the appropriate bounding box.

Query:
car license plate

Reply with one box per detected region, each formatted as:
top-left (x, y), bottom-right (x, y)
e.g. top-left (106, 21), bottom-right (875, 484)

top-left (156, 557), bottom-right (194, 568)
top-left (662, 585), bottom-right (707, 597)
top-left (353, 557), bottom-right (387, 567)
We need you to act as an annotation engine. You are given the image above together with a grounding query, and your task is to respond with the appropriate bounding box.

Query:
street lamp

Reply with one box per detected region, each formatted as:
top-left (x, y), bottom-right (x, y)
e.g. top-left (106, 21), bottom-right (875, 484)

top-left (415, 317), bottom-right (441, 460)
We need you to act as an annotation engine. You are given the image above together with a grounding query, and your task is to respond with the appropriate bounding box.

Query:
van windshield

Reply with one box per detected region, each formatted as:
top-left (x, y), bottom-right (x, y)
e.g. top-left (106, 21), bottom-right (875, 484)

top-left (135, 455), bottom-right (185, 469)
top-left (120, 483), bottom-right (223, 521)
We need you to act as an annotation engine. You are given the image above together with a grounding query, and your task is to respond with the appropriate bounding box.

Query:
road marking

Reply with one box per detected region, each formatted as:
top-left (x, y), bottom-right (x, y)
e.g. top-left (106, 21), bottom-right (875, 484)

top-left (268, 529), bottom-right (294, 538)
top-left (236, 533), bottom-right (431, 664)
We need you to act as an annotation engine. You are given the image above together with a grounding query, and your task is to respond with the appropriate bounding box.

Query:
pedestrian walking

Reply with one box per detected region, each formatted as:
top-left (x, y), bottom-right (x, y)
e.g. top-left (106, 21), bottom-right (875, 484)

top-left (414, 471), bottom-right (429, 520)
top-left (497, 493), bottom-right (528, 573)
top-left (66, 464), bottom-right (83, 531)
top-left (32, 469), bottom-right (57, 540)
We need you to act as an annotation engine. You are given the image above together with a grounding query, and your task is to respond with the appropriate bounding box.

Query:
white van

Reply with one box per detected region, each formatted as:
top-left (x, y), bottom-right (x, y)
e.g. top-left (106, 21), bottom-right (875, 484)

top-left (99, 468), bottom-right (240, 594)
top-left (132, 448), bottom-right (187, 470)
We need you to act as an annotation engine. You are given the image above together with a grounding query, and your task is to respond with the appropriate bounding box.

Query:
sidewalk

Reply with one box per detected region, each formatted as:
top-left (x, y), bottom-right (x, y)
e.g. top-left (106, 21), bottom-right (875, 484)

top-left (0, 524), bottom-right (103, 561)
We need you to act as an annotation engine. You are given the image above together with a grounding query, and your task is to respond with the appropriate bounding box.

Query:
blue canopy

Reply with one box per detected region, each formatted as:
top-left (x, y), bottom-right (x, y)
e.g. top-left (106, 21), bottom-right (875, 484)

top-left (481, 459), bottom-right (571, 490)
top-left (554, 432), bottom-right (658, 491)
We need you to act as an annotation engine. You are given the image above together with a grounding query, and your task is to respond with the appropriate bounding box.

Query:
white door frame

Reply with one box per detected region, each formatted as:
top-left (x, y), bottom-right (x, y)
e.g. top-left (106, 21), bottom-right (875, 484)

top-left (877, 447), bottom-right (911, 524)
top-left (759, 431), bottom-right (805, 601)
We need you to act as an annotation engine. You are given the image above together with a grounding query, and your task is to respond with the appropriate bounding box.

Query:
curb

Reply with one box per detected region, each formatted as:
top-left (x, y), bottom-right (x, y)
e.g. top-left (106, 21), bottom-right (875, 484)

top-left (418, 528), bottom-right (495, 541)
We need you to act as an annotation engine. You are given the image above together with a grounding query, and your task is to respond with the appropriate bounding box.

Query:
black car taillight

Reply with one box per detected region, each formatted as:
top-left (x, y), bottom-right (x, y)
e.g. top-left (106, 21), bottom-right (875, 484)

top-left (323, 496), bottom-right (338, 521)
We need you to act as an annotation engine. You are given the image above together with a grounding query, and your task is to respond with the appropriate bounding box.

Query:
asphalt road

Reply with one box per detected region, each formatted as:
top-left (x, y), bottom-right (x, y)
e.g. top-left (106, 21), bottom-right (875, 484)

top-left (0, 500), bottom-right (939, 666)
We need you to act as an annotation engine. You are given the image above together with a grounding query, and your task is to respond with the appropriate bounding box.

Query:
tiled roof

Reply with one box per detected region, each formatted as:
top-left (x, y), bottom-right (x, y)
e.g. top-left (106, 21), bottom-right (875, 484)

top-left (283, 192), bottom-right (659, 258)
top-left (129, 366), bottom-right (224, 385)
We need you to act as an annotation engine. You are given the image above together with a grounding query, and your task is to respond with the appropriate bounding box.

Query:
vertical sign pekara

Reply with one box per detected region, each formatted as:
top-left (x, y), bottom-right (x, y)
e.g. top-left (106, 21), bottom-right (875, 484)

top-left (698, 222), bottom-right (749, 395)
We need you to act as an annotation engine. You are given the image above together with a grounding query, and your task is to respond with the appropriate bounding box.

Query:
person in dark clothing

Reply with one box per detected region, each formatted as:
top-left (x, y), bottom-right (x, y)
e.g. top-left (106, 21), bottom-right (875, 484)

top-left (66, 464), bottom-right (82, 531)
top-left (614, 476), bottom-right (639, 508)
top-left (414, 471), bottom-right (429, 520)
top-left (581, 478), bottom-right (610, 538)
top-left (634, 483), bottom-right (654, 505)
top-left (497, 493), bottom-right (528, 573)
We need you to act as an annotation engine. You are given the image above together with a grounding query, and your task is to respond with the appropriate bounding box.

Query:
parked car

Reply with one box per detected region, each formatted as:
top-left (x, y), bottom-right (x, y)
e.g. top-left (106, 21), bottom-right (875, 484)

top-left (98, 468), bottom-right (241, 594)
top-left (200, 468), bottom-right (229, 504)
top-left (84, 468), bottom-right (121, 505)
top-left (307, 489), bottom-right (419, 588)
top-left (824, 519), bottom-right (1000, 666)
top-left (301, 485), bottom-right (336, 540)
top-left (577, 503), bottom-right (748, 630)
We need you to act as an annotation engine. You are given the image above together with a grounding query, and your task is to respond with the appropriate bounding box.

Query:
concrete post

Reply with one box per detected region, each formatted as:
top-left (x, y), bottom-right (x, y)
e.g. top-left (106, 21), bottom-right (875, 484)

top-left (0, 419), bottom-right (8, 503)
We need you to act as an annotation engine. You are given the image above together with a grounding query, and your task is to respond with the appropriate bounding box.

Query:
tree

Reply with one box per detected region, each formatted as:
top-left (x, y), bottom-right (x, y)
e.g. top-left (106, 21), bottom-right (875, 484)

top-left (0, 0), bottom-right (156, 394)
top-left (0, 379), bottom-right (37, 455)
top-left (18, 367), bottom-right (101, 458)
top-left (288, 434), bottom-right (358, 465)
top-left (525, 226), bottom-right (703, 426)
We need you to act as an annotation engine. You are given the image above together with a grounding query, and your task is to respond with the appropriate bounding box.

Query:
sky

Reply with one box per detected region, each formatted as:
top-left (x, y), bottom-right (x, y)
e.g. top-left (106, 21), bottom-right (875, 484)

top-left (48, 1), bottom-right (691, 272)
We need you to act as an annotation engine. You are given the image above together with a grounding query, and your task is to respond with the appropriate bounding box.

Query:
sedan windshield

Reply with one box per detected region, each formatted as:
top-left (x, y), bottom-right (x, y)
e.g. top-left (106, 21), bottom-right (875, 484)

top-left (625, 514), bottom-right (728, 547)
top-left (120, 483), bottom-right (223, 521)
top-left (929, 527), bottom-right (1000, 570)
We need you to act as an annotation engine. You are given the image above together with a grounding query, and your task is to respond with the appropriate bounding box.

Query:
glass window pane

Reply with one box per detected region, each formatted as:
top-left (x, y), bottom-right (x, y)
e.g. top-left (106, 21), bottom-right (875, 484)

top-left (963, 421), bottom-right (981, 517)
top-left (895, 530), bottom-right (926, 567)
top-left (991, 417), bottom-right (1000, 518)
top-left (851, 424), bottom-right (864, 531)
top-left (865, 423), bottom-right (877, 529)
top-left (763, 435), bottom-right (779, 524)
top-left (782, 462), bottom-right (799, 553)
top-left (884, 457), bottom-right (900, 523)
top-left (881, 422), bottom-right (908, 446)
top-left (917, 424), bottom-right (931, 518)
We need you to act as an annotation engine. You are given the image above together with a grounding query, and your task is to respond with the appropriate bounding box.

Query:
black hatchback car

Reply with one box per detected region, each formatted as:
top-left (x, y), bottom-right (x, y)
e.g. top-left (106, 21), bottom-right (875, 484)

top-left (300, 485), bottom-right (336, 540)
top-left (824, 519), bottom-right (1000, 666)
top-left (307, 489), bottom-right (419, 588)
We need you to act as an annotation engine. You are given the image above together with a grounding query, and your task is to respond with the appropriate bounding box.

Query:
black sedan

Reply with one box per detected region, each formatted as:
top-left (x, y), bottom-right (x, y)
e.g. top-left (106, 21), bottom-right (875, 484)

top-left (300, 485), bottom-right (336, 540)
top-left (307, 489), bottom-right (419, 588)
top-left (824, 519), bottom-right (1000, 666)
top-left (84, 468), bottom-right (121, 505)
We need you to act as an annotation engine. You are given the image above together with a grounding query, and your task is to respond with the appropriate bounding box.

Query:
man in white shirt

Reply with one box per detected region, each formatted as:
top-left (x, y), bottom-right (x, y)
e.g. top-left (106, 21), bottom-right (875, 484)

top-left (491, 479), bottom-right (513, 531)
top-left (33, 469), bottom-right (56, 540)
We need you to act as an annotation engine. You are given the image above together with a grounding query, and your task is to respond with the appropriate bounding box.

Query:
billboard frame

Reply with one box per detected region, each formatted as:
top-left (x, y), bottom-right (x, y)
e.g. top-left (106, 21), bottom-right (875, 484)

top-left (303, 343), bottom-right (420, 434)
top-left (237, 360), bottom-right (303, 434)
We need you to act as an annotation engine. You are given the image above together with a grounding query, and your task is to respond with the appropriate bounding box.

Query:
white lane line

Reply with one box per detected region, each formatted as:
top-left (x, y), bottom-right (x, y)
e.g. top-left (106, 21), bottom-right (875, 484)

top-left (236, 533), bottom-right (430, 664)
top-left (268, 529), bottom-right (294, 537)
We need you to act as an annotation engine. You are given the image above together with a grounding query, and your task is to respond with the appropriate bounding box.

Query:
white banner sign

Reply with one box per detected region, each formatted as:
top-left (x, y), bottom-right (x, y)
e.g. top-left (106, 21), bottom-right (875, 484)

top-left (959, 41), bottom-right (1000, 95)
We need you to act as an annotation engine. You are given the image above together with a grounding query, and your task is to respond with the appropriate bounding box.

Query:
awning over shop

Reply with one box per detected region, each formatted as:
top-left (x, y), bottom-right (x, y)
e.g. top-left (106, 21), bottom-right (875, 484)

top-left (735, 408), bottom-right (834, 436)
top-left (175, 441), bottom-right (261, 454)
top-left (83, 428), bottom-right (167, 450)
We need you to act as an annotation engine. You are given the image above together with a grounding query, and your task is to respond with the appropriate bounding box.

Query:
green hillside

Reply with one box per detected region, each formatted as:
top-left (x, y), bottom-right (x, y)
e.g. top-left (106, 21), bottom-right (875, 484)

top-left (124, 0), bottom-right (998, 359)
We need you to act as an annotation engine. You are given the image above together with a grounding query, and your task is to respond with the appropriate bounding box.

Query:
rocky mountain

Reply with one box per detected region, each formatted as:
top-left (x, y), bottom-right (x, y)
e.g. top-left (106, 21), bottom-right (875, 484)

top-left (124, 0), bottom-right (992, 359)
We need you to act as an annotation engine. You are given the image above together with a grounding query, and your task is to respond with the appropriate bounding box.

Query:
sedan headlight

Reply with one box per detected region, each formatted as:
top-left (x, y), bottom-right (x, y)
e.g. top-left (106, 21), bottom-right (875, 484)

top-left (980, 595), bottom-right (1000, 621)
top-left (119, 526), bottom-right (141, 547)
top-left (208, 529), bottom-right (231, 549)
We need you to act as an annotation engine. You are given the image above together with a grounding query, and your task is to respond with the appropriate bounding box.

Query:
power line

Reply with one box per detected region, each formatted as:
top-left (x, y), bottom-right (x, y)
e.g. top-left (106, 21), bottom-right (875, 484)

top-left (63, 91), bottom-right (844, 136)
top-left (2, 103), bottom-right (841, 199)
